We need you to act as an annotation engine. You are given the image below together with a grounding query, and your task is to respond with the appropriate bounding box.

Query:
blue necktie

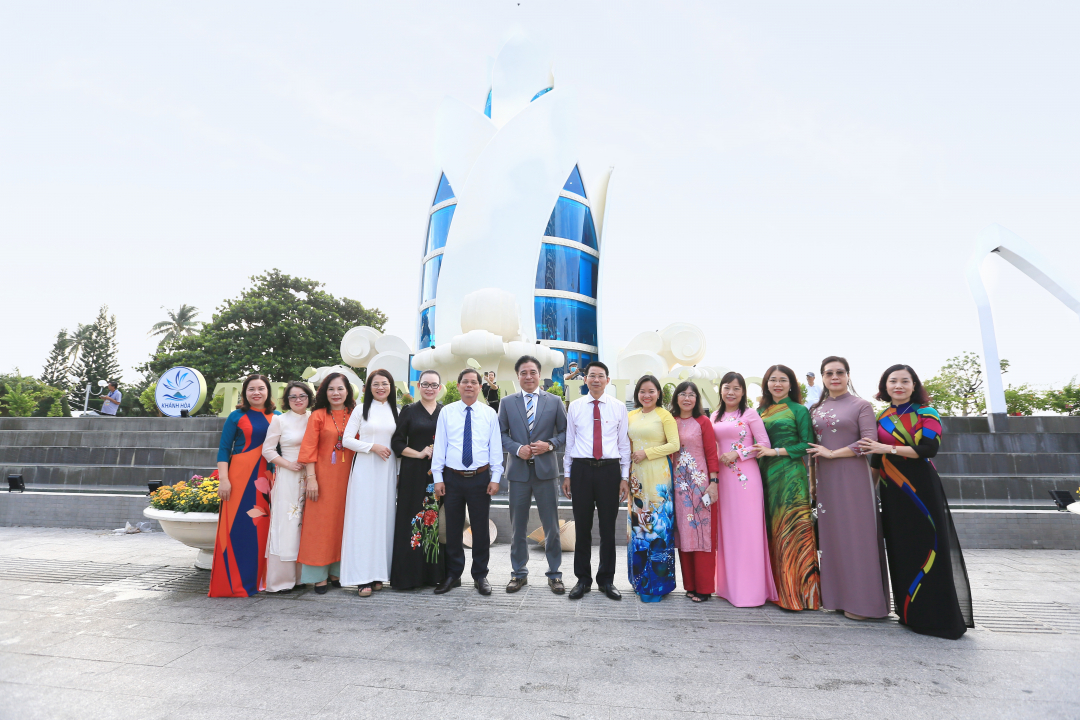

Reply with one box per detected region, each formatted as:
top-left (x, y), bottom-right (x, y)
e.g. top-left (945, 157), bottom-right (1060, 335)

top-left (525, 393), bottom-right (535, 436)
top-left (462, 405), bottom-right (473, 468)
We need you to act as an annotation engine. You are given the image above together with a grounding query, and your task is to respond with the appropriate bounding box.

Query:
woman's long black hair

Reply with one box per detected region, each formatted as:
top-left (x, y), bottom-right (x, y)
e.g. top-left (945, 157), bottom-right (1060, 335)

top-left (633, 375), bottom-right (663, 409)
top-left (758, 364), bottom-right (801, 411)
top-left (713, 371), bottom-right (748, 419)
top-left (363, 368), bottom-right (399, 423)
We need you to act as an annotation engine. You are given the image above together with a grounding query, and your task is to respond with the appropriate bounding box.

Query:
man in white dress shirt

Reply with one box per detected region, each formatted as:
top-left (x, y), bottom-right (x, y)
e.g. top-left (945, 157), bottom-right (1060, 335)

top-left (562, 360), bottom-right (631, 601)
top-left (431, 368), bottom-right (504, 595)
top-left (804, 371), bottom-right (822, 408)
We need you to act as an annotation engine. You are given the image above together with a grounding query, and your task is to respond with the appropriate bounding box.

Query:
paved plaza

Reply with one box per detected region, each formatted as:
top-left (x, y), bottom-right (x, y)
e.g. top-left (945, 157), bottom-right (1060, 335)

top-left (0, 527), bottom-right (1077, 720)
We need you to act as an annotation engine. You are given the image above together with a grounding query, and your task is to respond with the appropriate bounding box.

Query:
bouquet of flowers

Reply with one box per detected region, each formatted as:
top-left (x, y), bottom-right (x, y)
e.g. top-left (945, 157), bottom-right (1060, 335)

top-left (410, 483), bottom-right (441, 563)
top-left (150, 471), bottom-right (221, 513)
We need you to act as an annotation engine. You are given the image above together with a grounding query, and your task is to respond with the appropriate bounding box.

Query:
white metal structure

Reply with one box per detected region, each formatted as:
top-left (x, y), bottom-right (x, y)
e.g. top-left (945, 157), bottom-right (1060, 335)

top-left (965, 223), bottom-right (1080, 427)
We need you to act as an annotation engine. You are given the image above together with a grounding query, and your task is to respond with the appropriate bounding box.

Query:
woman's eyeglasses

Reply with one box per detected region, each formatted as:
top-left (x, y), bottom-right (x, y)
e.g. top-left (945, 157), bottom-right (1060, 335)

top-left (419, 382), bottom-right (439, 390)
top-left (287, 395), bottom-right (307, 402)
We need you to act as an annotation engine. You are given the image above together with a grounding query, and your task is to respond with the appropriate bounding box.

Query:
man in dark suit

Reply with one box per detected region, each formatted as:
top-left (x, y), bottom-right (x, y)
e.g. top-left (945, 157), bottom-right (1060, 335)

top-left (499, 355), bottom-right (568, 594)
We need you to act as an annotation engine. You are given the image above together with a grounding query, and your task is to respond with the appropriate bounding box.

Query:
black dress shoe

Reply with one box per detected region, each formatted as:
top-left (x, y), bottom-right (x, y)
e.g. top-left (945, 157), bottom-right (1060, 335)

top-left (599, 584), bottom-right (622, 601)
top-left (476, 577), bottom-right (492, 596)
top-left (433, 576), bottom-right (461, 595)
top-left (568, 581), bottom-right (591, 600)
top-left (314, 583), bottom-right (329, 595)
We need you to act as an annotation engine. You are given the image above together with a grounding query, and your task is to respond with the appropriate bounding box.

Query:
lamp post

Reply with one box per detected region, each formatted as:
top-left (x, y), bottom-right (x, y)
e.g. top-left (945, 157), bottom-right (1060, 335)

top-left (83, 379), bottom-right (109, 413)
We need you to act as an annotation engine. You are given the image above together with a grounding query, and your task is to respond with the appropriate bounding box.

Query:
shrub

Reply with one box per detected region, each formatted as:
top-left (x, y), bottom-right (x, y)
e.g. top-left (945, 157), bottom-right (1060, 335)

top-left (547, 382), bottom-right (564, 398)
top-left (442, 381), bottom-right (460, 404)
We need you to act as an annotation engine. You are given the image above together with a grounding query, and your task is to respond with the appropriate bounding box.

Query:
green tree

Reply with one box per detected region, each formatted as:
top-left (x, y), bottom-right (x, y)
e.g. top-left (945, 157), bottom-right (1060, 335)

top-left (1044, 378), bottom-right (1080, 416)
top-left (69, 306), bottom-right (123, 411)
top-left (0, 372), bottom-right (66, 417)
top-left (148, 304), bottom-right (203, 349)
top-left (40, 329), bottom-right (73, 390)
top-left (1003, 384), bottom-right (1051, 416)
top-left (924, 352), bottom-right (1009, 417)
top-left (144, 270), bottom-right (387, 392)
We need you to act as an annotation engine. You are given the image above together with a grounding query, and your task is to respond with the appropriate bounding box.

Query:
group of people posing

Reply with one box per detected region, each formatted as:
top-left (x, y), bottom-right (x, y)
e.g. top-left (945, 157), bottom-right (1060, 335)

top-left (208, 353), bottom-right (974, 640)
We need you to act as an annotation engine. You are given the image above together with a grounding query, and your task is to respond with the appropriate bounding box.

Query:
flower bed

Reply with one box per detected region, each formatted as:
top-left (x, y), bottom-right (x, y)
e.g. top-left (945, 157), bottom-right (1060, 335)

top-left (150, 471), bottom-right (220, 513)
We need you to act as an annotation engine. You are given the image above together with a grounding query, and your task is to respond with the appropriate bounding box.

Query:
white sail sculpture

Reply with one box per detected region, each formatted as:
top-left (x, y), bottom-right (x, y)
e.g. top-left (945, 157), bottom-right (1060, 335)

top-left (414, 30), bottom-right (613, 384)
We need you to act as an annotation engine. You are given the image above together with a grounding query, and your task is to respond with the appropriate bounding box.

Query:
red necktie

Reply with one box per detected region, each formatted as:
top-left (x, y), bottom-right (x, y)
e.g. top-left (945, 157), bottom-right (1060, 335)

top-left (592, 399), bottom-right (603, 460)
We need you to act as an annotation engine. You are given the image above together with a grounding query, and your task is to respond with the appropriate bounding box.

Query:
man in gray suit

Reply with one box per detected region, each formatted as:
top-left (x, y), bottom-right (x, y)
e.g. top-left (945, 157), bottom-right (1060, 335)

top-left (499, 355), bottom-right (568, 594)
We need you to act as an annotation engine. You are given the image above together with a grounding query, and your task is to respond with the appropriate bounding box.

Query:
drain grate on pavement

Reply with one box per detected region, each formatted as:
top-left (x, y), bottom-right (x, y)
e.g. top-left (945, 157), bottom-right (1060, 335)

top-left (0, 556), bottom-right (207, 592)
top-left (974, 599), bottom-right (1080, 634)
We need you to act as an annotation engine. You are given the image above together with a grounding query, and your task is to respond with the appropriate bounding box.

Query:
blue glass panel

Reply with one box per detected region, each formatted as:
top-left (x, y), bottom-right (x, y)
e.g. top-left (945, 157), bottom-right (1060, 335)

top-left (432, 173), bottom-right (455, 206)
top-left (534, 297), bottom-right (598, 347)
top-left (531, 87), bottom-right (552, 102)
top-left (425, 204), bottom-right (455, 255)
top-left (562, 165), bottom-right (586, 197)
top-left (551, 349), bottom-right (595, 391)
top-left (484, 89), bottom-right (492, 118)
top-left (417, 306), bottom-right (436, 350)
top-left (535, 244), bottom-right (598, 297)
top-left (544, 197), bottom-right (598, 249)
top-left (421, 255), bottom-right (443, 303)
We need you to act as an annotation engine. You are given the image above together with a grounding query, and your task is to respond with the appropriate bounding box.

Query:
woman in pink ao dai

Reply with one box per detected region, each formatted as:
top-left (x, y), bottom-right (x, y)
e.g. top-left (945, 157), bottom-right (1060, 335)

top-left (711, 371), bottom-right (779, 607)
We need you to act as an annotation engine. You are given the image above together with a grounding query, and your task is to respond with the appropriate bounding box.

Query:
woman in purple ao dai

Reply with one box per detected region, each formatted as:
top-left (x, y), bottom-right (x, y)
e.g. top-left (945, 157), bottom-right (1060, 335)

top-left (711, 372), bottom-right (779, 607)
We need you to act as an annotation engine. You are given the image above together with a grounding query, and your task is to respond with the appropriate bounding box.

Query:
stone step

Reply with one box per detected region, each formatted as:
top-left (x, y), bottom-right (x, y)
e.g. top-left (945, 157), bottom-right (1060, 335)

top-left (0, 464), bottom-right (216, 488)
top-left (934, 452), bottom-right (1080, 475)
top-left (0, 417), bottom-right (226, 431)
top-left (939, 474), bottom-right (1079, 502)
top-left (940, 433), bottom-right (1080, 453)
top-left (0, 446), bottom-right (218, 467)
top-left (0, 430), bottom-right (222, 449)
top-left (941, 416), bottom-right (1080, 434)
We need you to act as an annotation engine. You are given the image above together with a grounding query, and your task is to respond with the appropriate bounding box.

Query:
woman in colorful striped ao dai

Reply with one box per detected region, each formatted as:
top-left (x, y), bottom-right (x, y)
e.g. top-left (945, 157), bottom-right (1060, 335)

top-left (859, 364), bottom-right (973, 639)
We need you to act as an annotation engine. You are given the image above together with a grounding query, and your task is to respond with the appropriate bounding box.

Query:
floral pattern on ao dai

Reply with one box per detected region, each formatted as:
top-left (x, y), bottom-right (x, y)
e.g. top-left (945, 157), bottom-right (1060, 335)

top-left (672, 416), bottom-right (717, 552)
top-left (626, 407), bottom-right (680, 601)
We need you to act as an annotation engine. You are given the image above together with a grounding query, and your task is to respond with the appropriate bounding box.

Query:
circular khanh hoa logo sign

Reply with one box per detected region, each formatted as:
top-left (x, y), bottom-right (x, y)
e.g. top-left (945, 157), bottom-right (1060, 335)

top-left (154, 367), bottom-right (208, 417)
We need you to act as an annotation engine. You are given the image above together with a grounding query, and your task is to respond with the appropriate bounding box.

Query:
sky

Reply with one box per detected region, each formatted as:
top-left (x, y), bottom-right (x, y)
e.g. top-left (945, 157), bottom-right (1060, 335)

top-left (2, 1), bottom-right (1079, 397)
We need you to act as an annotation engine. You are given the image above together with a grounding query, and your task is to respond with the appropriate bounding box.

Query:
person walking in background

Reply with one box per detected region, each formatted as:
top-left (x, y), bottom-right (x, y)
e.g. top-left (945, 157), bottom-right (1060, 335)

top-left (210, 373), bottom-right (278, 597)
top-left (430, 368), bottom-right (504, 596)
top-left (669, 381), bottom-right (719, 602)
top-left (751, 365), bottom-right (821, 611)
top-left (806, 356), bottom-right (890, 621)
top-left (860, 364), bottom-right (973, 639)
top-left (482, 371), bottom-right (501, 413)
top-left (711, 372), bottom-right (779, 608)
top-left (562, 361), bottom-right (630, 601)
top-left (804, 371), bottom-right (821, 409)
top-left (297, 373), bottom-right (356, 595)
top-left (626, 375), bottom-right (681, 602)
top-left (340, 369), bottom-right (399, 597)
top-left (100, 381), bottom-right (121, 416)
top-left (260, 380), bottom-right (313, 593)
top-left (390, 370), bottom-right (447, 591)
top-left (500, 355), bottom-right (568, 594)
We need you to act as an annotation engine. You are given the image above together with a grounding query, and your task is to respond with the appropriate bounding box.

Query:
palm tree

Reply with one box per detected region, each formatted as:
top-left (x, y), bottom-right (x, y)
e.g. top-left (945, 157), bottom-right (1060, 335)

top-left (64, 324), bottom-right (93, 364)
top-left (149, 305), bottom-right (203, 348)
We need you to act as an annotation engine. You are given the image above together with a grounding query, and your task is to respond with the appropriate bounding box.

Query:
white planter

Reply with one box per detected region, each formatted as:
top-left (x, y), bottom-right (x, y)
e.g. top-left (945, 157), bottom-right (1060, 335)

top-left (144, 507), bottom-right (219, 570)
top-left (1068, 502), bottom-right (1080, 516)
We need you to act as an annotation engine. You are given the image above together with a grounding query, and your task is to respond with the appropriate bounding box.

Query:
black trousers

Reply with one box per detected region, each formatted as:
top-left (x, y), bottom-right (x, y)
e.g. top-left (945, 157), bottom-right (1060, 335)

top-left (443, 470), bottom-right (492, 580)
top-left (570, 459), bottom-right (621, 586)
